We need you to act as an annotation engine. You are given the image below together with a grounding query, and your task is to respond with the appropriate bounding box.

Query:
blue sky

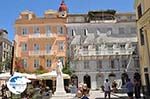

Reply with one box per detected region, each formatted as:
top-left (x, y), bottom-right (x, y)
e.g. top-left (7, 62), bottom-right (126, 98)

top-left (0, 0), bottom-right (134, 41)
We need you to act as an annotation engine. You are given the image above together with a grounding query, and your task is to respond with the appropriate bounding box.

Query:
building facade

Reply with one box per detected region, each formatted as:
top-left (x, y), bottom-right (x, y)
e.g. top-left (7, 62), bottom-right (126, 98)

top-left (135, 0), bottom-right (150, 98)
top-left (67, 11), bottom-right (139, 90)
top-left (14, 1), bottom-right (68, 73)
top-left (0, 29), bottom-right (12, 72)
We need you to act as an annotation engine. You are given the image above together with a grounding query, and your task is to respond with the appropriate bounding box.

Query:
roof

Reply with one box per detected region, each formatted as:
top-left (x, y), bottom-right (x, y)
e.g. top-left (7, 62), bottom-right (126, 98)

top-left (96, 34), bottom-right (137, 44)
top-left (71, 35), bottom-right (81, 45)
top-left (84, 34), bottom-right (95, 45)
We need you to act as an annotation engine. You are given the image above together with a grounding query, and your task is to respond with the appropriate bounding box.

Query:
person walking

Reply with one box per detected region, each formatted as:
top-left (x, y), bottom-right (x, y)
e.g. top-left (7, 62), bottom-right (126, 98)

top-left (104, 79), bottom-right (111, 99)
top-left (125, 78), bottom-right (134, 99)
top-left (134, 71), bottom-right (141, 99)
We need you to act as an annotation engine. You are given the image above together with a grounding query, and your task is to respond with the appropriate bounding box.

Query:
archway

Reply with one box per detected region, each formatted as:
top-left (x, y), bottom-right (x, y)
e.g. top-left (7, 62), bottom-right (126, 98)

top-left (96, 73), bottom-right (104, 90)
top-left (109, 73), bottom-right (116, 81)
top-left (84, 74), bottom-right (91, 88)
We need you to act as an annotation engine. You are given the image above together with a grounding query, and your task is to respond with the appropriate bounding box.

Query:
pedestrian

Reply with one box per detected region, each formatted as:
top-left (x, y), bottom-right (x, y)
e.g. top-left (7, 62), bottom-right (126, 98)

top-left (134, 71), bottom-right (141, 99)
top-left (125, 78), bottom-right (134, 99)
top-left (104, 79), bottom-right (111, 99)
top-left (134, 80), bottom-right (141, 99)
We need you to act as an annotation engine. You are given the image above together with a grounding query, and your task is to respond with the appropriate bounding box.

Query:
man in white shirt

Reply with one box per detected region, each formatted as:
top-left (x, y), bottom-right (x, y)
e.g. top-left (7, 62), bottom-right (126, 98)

top-left (104, 79), bottom-right (111, 99)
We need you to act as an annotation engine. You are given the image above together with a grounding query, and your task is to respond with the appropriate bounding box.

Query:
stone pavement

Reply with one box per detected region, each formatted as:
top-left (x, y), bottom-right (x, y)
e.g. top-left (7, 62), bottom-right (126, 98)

top-left (0, 90), bottom-right (144, 99)
top-left (89, 90), bottom-right (127, 99)
top-left (89, 90), bottom-right (144, 99)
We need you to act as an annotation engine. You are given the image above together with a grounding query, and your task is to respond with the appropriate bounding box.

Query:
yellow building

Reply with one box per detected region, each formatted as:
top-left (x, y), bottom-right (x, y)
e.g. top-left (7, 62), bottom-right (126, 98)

top-left (14, 1), bottom-right (68, 73)
top-left (135, 0), bottom-right (150, 97)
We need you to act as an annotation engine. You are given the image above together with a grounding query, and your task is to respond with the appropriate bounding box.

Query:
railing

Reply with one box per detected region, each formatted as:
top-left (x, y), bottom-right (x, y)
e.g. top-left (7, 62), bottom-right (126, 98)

top-left (29, 50), bottom-right (55, 56)
top-left (29, 33), bottom-right (57, 38)
top-left (75, 48), bottom-right (134, 56)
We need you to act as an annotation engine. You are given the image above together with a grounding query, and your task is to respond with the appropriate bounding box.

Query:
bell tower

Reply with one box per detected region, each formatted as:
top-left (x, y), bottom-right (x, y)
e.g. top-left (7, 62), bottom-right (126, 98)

top-left (58, 0), bottom-right (68, 18)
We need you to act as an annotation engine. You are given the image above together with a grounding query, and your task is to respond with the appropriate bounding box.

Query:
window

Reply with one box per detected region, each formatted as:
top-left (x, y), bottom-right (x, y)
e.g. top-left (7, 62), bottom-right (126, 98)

top-left (137, 4), bottom-right (142, 19)
top-left (46, 44), bottom-right (51, 53)
top-left (33, 26), bottom-right (40, 34)
top-left (22, 43), bottom-right (27, 51)
top-left (57, 26), bottom-right (64, 34)
top-left (140, 28), bottom-right (145, 45)
top-left (46, 59), bottom-right (51, 67)
top-left (22, 59), bottom-right (27, 67)
top-left (83, 29), bottom-right (88, 36)
top-left (22, 27), bottom-right (28, 35)
top-left (34, 59), bottom-right (40, 68)
top-left (107, 28), bottom-right (112, 33)
top-left (84, 61), bottom-right (89, 69)
top-left (45, 25), bottom-right (51, 36)
top-left (110, 60), bottom-right (115, 68)
top-left (97, 60), bottom-right (102, 70)
top-left (71, 29), bottom-right (76, 36)
top-left (119, 27), bottom-right (125, 34)
top-left (107, 44), bottom-right (113, 50)
top-left (130, 27), bottom-right (136, 34)
top-left (34, 44), bottom-right (40, 52)
top-left (120, 44), bottom-right (125, 49)
top-left (122, 60), bottom-right (127, 68)
top-left (58, 41), bottom-right (64, 51)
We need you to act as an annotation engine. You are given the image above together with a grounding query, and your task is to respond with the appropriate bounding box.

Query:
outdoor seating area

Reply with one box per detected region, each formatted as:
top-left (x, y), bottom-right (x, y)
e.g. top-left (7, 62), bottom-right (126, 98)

top-left (0, 70), bottom-right (71, 98)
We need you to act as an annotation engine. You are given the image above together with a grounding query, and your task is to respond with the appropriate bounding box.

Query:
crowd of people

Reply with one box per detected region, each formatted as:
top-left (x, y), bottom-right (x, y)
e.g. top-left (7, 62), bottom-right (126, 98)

top-left (102, 71), bottom-right (141, 99)
top-left (0, 71), bottom-right (141, 99)
top-left (75, 82), bottom-right (90, 99)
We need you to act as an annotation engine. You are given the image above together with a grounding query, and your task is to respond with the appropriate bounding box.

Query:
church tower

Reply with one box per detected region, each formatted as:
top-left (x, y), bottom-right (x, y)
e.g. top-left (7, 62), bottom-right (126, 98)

top-left (58, 0), bottom-right (68, 18)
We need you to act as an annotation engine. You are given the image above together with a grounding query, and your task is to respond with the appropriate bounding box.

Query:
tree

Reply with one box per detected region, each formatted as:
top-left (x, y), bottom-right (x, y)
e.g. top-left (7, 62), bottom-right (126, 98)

top-left (14, 58), bottom-right (25, 72)
top-left (34, 65), bottom-right (48, 74)
top-left (62, 59), bottom-right (73, 76)
top-left (0, 55), bottom-right (12, 72)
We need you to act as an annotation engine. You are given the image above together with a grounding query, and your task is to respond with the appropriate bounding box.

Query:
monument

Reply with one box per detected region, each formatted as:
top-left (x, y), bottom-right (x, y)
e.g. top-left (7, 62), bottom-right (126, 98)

top-left (54, 60), bottom-right (66, 95)
top-left (52, 60), bottom-right (74, 99)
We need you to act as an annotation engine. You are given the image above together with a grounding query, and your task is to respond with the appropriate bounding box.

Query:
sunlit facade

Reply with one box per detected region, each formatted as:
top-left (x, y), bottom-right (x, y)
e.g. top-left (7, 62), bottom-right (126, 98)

top-left (67, 11), bottom-right (139, 90)
top-left (135, 0), bottom-right (150, 98)
top-left (14, 2), bottom-right (68, 73)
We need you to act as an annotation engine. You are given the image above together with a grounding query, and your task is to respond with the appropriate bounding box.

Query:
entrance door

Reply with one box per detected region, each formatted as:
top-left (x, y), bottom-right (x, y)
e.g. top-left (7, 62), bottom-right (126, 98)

top-left (84, 74), bottom-right (91, 88)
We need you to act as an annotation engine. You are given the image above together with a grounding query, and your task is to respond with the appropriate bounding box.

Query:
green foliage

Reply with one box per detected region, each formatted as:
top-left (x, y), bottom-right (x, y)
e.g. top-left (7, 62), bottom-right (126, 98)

top-left (0, 55), bottom-right (12, 72)
top-left (88, 9), bottom-right (116, 15)
top-left (34, 65), bottom-right (47, 74)
top-left (62, 60), bottom-right (73, 76)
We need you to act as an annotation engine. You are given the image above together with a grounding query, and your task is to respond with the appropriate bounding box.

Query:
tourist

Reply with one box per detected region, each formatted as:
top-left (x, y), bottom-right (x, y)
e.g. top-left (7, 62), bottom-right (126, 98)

top-left (81, 84), bottom-right (89, 99)
top-left (125, 78), bottom-right (134, 99)
top-left (104, 79), bottom-right (111, 99)
top-left (134, 71), bottom-right (141, 99)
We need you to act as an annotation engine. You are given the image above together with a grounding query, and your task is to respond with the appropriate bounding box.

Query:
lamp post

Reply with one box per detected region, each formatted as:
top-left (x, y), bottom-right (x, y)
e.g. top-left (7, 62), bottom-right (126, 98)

top-left (10, 40), bottom-right (15, 76)
top-left (10, 40), bottom-right (15, 99)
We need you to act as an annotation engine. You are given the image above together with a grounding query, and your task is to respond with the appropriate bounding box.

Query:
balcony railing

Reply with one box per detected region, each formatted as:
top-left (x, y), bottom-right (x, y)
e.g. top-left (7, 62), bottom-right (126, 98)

top-left (29, 33), bottom-right (56, 38)
top-left (29, 50), bottom-right (55, 56)
top-left (75, 48), bottom-right (134, 56)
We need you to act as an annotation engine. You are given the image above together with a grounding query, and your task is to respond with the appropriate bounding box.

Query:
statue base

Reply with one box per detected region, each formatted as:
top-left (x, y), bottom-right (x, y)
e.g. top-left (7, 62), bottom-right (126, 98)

top-left (54, 74), bottom-right (66, 95)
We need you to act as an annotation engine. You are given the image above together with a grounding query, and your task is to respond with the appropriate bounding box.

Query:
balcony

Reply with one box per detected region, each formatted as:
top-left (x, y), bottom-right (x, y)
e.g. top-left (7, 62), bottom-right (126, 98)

top-left (29, 33), bottom-right (57, 39)
top-left (75, 48), bottom-right (134, 57)
top-left (29, 50), bottom-right (55, 56)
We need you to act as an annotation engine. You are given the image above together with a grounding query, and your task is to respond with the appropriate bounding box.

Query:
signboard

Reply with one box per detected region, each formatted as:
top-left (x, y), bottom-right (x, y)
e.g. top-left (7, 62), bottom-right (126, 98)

top-left (7, 75), bottom-right (30, 94)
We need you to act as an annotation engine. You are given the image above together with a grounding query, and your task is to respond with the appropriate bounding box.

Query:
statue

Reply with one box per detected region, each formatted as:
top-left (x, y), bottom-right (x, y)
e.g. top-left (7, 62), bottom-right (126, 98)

top-left (56, 60), bottom-right (63, 76)
top-left (54, 59), bottom-right (66, 97)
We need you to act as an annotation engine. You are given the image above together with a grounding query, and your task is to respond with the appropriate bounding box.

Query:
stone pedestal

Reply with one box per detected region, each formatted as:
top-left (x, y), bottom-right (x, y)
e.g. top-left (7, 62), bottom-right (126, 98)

top-left (54, 75), bottom-right (66, 96)
top-left (51, 75), bottom-right (75, 99)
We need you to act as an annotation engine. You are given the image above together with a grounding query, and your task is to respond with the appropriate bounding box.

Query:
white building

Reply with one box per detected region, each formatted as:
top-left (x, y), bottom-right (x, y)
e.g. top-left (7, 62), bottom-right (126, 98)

top-left (66, 10), bottom-right (139, 90)
top-left (0, 29), bottom-right (12, 72)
